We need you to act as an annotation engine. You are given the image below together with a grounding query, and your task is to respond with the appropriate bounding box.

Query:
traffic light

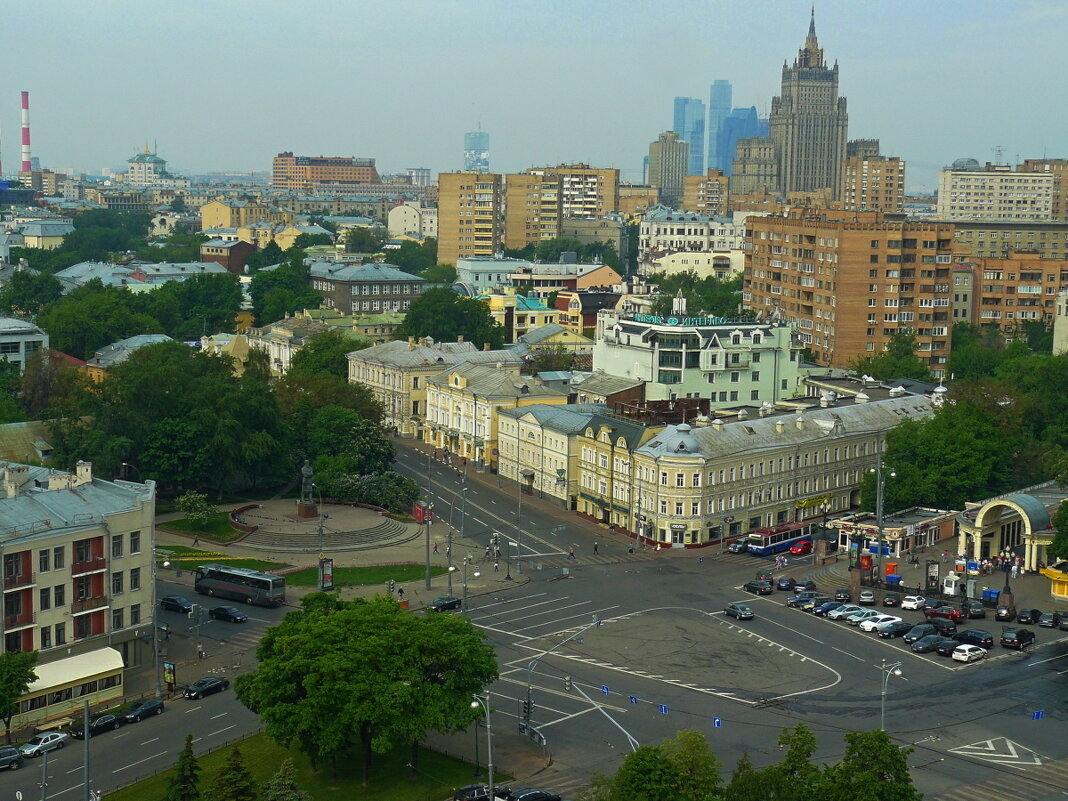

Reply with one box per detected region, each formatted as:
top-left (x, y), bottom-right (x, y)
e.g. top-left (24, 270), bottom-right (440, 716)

top-left (564, 675), bottom-right (572, 691)
top-left (388, 579), bottom-right (395, 593)
top-left (522, 699), bottom-right (533, 718)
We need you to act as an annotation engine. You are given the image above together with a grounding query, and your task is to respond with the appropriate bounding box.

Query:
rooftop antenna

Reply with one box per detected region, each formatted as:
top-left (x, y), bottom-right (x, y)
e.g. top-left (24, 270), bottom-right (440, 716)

top-left (992, 144), bottom-right (1005, 166)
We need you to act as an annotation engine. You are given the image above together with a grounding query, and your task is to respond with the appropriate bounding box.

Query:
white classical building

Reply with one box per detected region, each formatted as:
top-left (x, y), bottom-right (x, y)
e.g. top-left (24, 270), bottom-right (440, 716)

top-left (387, 202), bottom-right (438, 241)
top-left (637, 205), bottom-right (748, 263)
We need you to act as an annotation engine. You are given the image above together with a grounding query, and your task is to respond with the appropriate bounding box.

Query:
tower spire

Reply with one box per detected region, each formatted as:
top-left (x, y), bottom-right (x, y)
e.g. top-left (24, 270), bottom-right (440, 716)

top-left (809, 6), bottom-right (816, 37)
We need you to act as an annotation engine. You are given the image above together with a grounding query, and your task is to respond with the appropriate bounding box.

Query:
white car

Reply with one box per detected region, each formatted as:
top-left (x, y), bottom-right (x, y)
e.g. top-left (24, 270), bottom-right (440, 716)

top-left (952, 644), bottom-right (987, 663)
top-left (827, 604), bottom-right (863, 620)
top-left (859, 614), bottom-right (902, 632)
top-left (847, 609), bottom-right (880, 626)
top-left (19, 731), bottom-right (69, 758)
top-left (900, 595), bottom-right (926, 611)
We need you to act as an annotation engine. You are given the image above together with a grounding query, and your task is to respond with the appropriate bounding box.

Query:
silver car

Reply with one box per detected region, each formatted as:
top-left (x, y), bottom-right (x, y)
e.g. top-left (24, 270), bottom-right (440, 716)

top-left (20, 731), bottom-right (69, 757)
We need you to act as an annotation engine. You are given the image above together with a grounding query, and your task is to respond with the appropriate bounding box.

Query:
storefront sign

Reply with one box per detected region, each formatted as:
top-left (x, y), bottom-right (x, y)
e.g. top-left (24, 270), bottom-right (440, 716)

top-left (796, 494), bottom-right (832, 510)
top-left (670, 523), bottom-right (688, 531)
top-left (631, 313), bottom-right (729, 327)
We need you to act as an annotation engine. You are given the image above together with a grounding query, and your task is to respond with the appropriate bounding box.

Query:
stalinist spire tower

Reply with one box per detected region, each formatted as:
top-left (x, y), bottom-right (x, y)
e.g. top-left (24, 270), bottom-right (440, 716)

top-left (769, 8), bottom-right (848, 196)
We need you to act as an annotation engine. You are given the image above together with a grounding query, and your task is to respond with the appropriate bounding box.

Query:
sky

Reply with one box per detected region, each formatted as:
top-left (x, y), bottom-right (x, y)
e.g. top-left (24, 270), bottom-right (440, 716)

top-left (3, 0), bottom-right (1067, 192)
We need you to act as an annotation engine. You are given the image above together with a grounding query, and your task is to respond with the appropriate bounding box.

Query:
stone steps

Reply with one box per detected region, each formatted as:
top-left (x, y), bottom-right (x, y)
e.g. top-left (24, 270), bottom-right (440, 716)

top-left (240, 518), bottom-right (421, 552)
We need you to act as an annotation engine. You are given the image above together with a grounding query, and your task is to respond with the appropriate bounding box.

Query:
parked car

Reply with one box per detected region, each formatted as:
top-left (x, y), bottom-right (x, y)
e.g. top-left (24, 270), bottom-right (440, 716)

top-left (995, 604), bottom-right (1018, 621)
top-left (903, 623), bottom-right (938, 644)
top-left (961, 599), bottom-right (987, 618)
top-left (776, 576), bottom-right (797, 591)
top-left (1038, 611), bottom-right (1064, 628)
top-left (878, 620), bottom-right (914, 639)
top-left (427, 595), bottom-right (463, 612)
top-left (798, 579), bottom-right (817, 592)
top-left (911, 635), bottom-right (956, 653)
top-left (935, 639), bottom-right (963, 657)
top-left (725, 602), bottom-right (755, 620)
top-left (900, 595), bottom-right (927, 610)
top-left (455, 784), bottom-right (514, 801)
top-left (928, 618), bottom-right (958, 636)
top-left (846, 609), bottom-right (881, 626)
top-left (19, 732), bottom-right (68, 758)
top-left (727, 540), bottom-right (749, 553)
top-left (123, 699), bottom-right (165, 723)
top-left (511, 790), bottom-right (562, 801)
top-left (1060, 617), bottom-right (1068, 632)
top-left (70, 714), bottom-right (123, 739)
top-left (208, 605), bottom-right (248, 623)
top-left (859, 614), bottom-right (902, 632)
top-left (785, 590), bottom-right (822, 607)
top-left (0, 745), bottom-right (23, 770)
top-left (882, 593), bottom-right (901, 607)
top-left (184, 677), bottom-right (230, 700)
top-left (1016, 608), bottom-right (1043, 625)
top-left (744, 580), bottom-right (774, 596)
top-left (814, 601), bottom-right (845, 617)
top-left (833, 588), bottom-right (852, 602)
top-left (789, 540), bottom-right (813, 555)
top-left (953, 629), bottom-right (995, 649)
top-left (827, 604), bottom-right (863, 620)
top-left (755, 569), bottom-right (774, 582)
top-left (160, 595), bottom-right (193, 614)
top-left (1000, 627), bottom-right (1036, 650)
top-left (797, 595), bottom-right (831, 612)
top-left (858, 589), bottom-right (876, 605)
top-left (924, 605), bottom-right (966, 623)
top-left (952, 644), bottom-right (987, 663)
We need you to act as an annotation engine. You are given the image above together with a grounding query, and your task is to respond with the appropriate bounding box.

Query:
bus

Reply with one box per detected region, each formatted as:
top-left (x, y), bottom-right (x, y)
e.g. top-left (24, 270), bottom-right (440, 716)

top-left (194, 564), bottom-right (286, 607)
top-left (746, 521), bottom-right (817, 557)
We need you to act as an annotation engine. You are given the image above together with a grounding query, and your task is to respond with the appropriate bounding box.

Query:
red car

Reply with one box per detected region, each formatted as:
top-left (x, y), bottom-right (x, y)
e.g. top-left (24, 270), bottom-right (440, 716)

top-left (924, 605), bottom-right (966, 623)
top-left (789, 540), bottom-right (813, 555)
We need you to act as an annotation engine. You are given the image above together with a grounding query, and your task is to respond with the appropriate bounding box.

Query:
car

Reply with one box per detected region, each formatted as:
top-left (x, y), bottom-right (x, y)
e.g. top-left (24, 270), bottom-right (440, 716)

top-left (510, 790), bottom-right (562, 801)
top-left (1038, 611), bottom-right (1064, 628)
top-left (935, 638), bottom-right (963, 657)
top-left (70, 714), bottom-right (123, 739)
top-left (924, 605), bottom-right (966, 623)
top-left (19, 731), bottom-right (68, 758)
top-left (160, 595), bottom-right (193, 613)
top-left (813, 601), bottom-right (845, 617)
top-left (995, 604), bottom-right (1018, 622)
top-left (911, 634), bottom-right (956, 653)
top-left (900, 595), bottom-right (927, 610)
top-left (727, 540), bottom-right (749, 553)
top-left (833, 588), bottom-right (852, 602)
top-left (859, 614), bottom-right (902, 632)
top-left (184, 677), bottom-right (230, 699)
top-left (1060, 617), bottom-right (1068, 632)
top-left (961, 599), bottom-right (987, 618)
top-left (798, 595), bottom-right (833, 612)
top-left (744, 580), bottom-right (774, 596)
top-left (953, 629), bottom-right (995, 649)
top-left (123, 699), bottom-right (165, 723)
top-left (1000, 627), bottom-right (1037, 649)
top-left (208, 605), bottom-right (248, 623)
top-left (0, 745), bottom-right (23, 770)
top-left (827, 604), bottom-right (863, 620)
top-left (725, 602), bottom-right (755, 620)
top-left (776, 576), bottom-right (797, 591)
top-left (427, 595), bottom-right (463, 612)
top-left (798, 579), bottom-right (817, 592)
top-left (785, 590), bottom-right (822, 607)
top-left (1017, 608), bottom-right (1043, 625)
top-left (454, 784), bottom-right (514, 801)
top-left (846, 609), bottom-right (881, 626)
top-left (789, 540), bottom-right (813, 555)
top-left (903, 623), bottom-right (938, 644)
top-left (928, 617), bottom-right (958, 636)
top-left (858, 589), bottom-right (876, 605)
top-left (755, 569), bottom-right (774, 582)
top-left (882, 593), bottom-right (901, 607)
top-left (952, 644), bottom-right (987, 663)
top-left (878, 620), bottom-right (914, 639)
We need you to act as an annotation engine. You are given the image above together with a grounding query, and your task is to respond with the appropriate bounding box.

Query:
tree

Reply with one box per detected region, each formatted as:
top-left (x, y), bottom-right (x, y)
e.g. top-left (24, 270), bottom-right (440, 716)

top-left (260, 759), bottom-right (310, 801)
top-left (293, 233), bottom-right (334, 249)
top-left (848, 331), bottom-right (931, 381)
top-left (389, 239), bottom-right (438, 275)
top-left (583, 731), bottom-right (722, 801)
top-left (0, 651), bottom-right (37, 743)
top-left (313, 471), bottom-right (419, 513)
top-left (647, 271), bottom-right (746, 319)
top-left (0, 270), bottom-right (63, 315)
top-left (246, 241), bottom-right (284, 273)
top-left (818, 730), bottom-right (921, 801)
top-left (170, 196), bottom-right (187, 213)
top-left (20, 351), bottom-right (87, 419)
top-left (248, 263), bottom-right (322, 325)
top-left (234, 595), bottom-right (497, 783)
top-left (393, 287), bottom-right (504, 349)
top-left (176, 490), bottom-right (215, 526)
top-left (208, 746), bottom-right (258, 801)
top-left (724, 753), bottom-right (774, 801)
top-left (344, 227), bottom-right (387, 254)
top-left (762, 724), bottom-right (821, 799)
top-left (306, 407), bottom-right (394, 472)
top-left (527, 345), bottom-right (574, 374)
top-left (1048, 500), bottom-right (1068, 562)
top-left (135, 232), bottom-right (208, 264)
top-left (289, 330), bottom-right (369, 380)
top-left (37, 279), bottom-right (163, 359)
top-left (660, 729), bottom-right (724, 801)
top-left (275, 371), bottom-right (383, 426)
top-left (133, 272), bottom-right (242, 339)
top-left (0, 360), bottom-right (24, 424)
top-left (420, 262), bottom-right (456, 285)
top-left (163, 734), bottom-right (202, 801)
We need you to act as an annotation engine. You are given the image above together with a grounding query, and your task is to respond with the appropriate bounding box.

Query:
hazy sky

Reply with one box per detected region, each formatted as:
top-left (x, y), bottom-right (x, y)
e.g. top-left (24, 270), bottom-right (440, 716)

top-left (3, 0), bottom-right (1067, 191)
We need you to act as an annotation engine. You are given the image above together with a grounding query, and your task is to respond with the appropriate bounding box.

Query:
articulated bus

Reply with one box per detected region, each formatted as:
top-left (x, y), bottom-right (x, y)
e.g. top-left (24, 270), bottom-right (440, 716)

top-left (746, 521), bottom-right (818, 557)
top-left (194, 564), bottom-right (285, 607)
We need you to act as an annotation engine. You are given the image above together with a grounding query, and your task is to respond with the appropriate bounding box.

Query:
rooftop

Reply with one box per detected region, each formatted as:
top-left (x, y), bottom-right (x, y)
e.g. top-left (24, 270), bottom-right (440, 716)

top-left (308, 260), bottom-right (426, 283)
top-left (87, 334), bottom-right (174, 370)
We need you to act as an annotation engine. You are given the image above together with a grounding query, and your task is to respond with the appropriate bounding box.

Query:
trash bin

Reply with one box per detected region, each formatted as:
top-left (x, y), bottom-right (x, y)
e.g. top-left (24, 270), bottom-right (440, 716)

top-left (982, 588), bottom-right (1000, 604)
top-left (886, 574), bottom-right (902, 587)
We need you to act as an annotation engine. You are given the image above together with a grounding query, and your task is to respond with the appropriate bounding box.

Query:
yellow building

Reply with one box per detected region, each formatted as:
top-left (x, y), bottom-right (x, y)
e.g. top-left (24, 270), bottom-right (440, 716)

top-left (528, 164), bottom-right (620, 217)
top-left (199, 333), bottom-right (251, 375)
top-left (681, 170), bottom-right (730, 216)
top-left (516, 322), bottom-right (595, 354)
top-left (438, 172), bottom-right (505, 266)
top-left (475, 291), bottom-right (560, 343)
top-left (200, 199), bottom-right (293, 230)
top-left (504, 173), bottom-right (563, 250)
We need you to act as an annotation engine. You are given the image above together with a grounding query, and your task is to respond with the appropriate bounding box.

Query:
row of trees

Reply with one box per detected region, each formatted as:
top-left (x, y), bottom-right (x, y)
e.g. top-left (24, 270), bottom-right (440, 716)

top-left (165, 738), bottom-right (308, 801)
top-left (393, 286), bottom-right (505, 349)
top-left (505, 237), bottom-right (623, 272)
top-left (646, 271), bottom-right (748, 319)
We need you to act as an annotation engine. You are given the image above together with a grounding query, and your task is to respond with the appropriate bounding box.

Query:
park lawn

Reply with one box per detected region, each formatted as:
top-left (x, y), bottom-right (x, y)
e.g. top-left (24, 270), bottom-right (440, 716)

top-left (162, 512), bottom-right (245, 544)
top-left (158, 545), bottom-right (288, 573)
top-left (106, 731), bottom-right (498, 801)
top-left (285, 563), bottom-right (448, 587)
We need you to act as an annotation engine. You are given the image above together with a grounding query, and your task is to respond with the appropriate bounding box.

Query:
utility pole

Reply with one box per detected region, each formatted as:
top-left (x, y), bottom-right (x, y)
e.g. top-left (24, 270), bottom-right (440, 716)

top-left (515, 479), bottom-right (524, 575)
top-left (82, 698), bottom-right (90, 801)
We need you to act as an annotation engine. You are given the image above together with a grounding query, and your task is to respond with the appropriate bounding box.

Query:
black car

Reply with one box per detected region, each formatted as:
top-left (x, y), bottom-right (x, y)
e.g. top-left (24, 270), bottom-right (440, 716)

top-left (755, 569), bottom-right (774, 582)
top-left (785, 590), bottom-right (822, 607)
top-left (0, 745), bottom-right (23, 771)
top-left (798, 580), bottom-right (818, 592)
top-left (961, 599), bottom-right (986, 618)
top-left (744, 580), bottom-right (774, 596)
top-left (833, 588), bottom-right (852, 602)
top-left (995, 604), bottom-right (1018, 622)
top-left (882, 593), bottom-right (901, 607)
top-left (427, 595), bottom-right (463, 612)
top-left (123, 699), bottom-right (165, 723)
top-left (903, 623), bottom-right (937, 644)
top-left (798, 595), bottom-right (832, 612)
top-left (776, 576), bottom-right (797, 591)
top-left (912, 635), bottom-right (957, 654)
top-left (160, 595), bottom-right (193, 614)
top-left (208, 605), bottom-right (248, 623)
top-left (727, 540), bottom-right (749, 553)
top-left (1017, 608), bottom-right (1042, 625)
top-left (928, 617), bottom-right (958, 636)
top-left (1000, 627), bottom-right (1036, 649)
top-left (953, 629), bottom-right (994, 649)
top-left (935, 639), bottom-right (963, 657)
top-left (454, 784), bottom-right (514, 801)
top-left (511, 791), bottom-right (562, 801)
top-left (184, 677), bottom-right (230, 699)
top-left (878, 620), bottom-right (914, 639)
top-left (1038, 611), bottom-right (1064, 628)
top-left (813, 601), bottom-right (844, 617)
top-left (70, 714), bottom-right (122, 739)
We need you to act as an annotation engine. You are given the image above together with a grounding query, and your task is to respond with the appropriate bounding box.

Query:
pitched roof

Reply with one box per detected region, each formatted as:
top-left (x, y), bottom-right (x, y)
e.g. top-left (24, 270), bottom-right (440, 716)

top-left (87, 334), bottom-right (174, 369)
top-left (498, 403), bottom-right (608, 433)
top-left (520, 323), bottom-right (592, 346)
top-left (347, 339), bottom-right (478, 368)
top-left (428, 361), bottom-right (568, 400)
top-left (308, 260), bottom-right (426, 283)
top-left (572, 370), bottom-right (644, 397)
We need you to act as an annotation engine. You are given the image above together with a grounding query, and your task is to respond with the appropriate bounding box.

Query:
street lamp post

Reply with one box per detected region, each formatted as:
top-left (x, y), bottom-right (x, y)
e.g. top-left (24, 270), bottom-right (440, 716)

top-left (151, 552), bottom-right (170, 698)
top-left (121, 462), bottom-right (141, 482)
top-left (471, 694), bottom-right (495, 801)
top-left (504, 540), bottom-right (515, 581)
top-left (515, 479), bottom-right (524, 575)
top-left (424, 501), bottom-right (435, 591)
top-left (462, 555), bottom-right (479, 613)
top-left (870, 462), bottom-right (896, 580)
top-left (877, 659), bottom-right (903, 731)
top-left (719, 516), bottom-right (734, 555)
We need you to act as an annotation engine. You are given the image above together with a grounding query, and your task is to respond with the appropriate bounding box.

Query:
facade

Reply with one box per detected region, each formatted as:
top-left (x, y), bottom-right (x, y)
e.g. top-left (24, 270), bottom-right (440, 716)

top-left (638, 205), bottom-right (746, 263)
top-left (0, 461), bottom-right (156, 728)
top-left (558, 217), bottom-right (627, 257)
top-left (437, 172), bottom-right (505, 266)
top-left (308, 260), bottom-right (426, 315)
top-left (528, 164), bottom-right (620, 218)
top-left (246, 317), bottom-right (365, 376)
top-left (387, 202), bottom-right (438, 240)
top-left (829, 507), bottom-right (957, 560)
top-left (272, 153), bottom-right (380, 192)
top-left (593, 306), bottom-right (803, 405)
top-left (673, 97), bottom-right (706, 176)
top-left (957, 481), bottom-right (1068, 572)
top-left (84, 334), bottom-right (174, 381)
top-left (937, 161), bottom-right (1054, 222)
top-left (1018, 158), bottom-right (1068, 222)
top-left (950, 220), bottom-right (1068, 260)
top-left (555, 290), bottom-right (620, 337)
top-left (745, 211), bottom-right (957, 374)
top-left (200, 239), bottom-right (255, 274)
top-left (200, 200), bottom-right (294, 230)
top-left (641, 250), bottom-right (741, 280)
top-left (841, 143), bottom-right (905, 213)
top-left (504, 173), bottom-right (563, 250)
top-left (16, 219), bottom-right (74, 250)
top-left (199, 333), bottom-right (251, 375)
top-left (708, 80), bottom-right (733, 171)
top-left (717, 107), bottom-right (768, 178)
top-left (681, 170), bottom-right (730, 216)
top-left (515, 322), bottom-right (596, 355)
top-left (454, 256), bottom-right (532, 296)
top-left (961, 252), bottom-right (1068, 337)
top-left (123, 148), bottom-right (189, 188)
top-left (1055, 290), bottom-right (1068, 355)
top-left (648, 132), bottom-right (689, 208)
top-left (464, 132), bottom-right (490, 173)
top-left (618, 185), bottom-right (661, 217)
top-left (475, 292), bottom-right (560, 343)
top-left (0, 318), bottom-right (48, 373)
top-left (730, 137), bottom-right (780, 196)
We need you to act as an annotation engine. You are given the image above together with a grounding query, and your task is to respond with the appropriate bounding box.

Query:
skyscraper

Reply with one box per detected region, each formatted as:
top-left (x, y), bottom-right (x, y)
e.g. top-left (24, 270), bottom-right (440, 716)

top-left (769, 10), bottom-right (848, 195)
top-left (673, 97), bottom-right (706, 176)
top-left (717, 107), bottom-right (765, 177)
top-left (648, 131), bottom-right (688, 207)
top-left (708, 80), bottom-right (732, 171)
top-left (464, 131), bottom-right (490, 173)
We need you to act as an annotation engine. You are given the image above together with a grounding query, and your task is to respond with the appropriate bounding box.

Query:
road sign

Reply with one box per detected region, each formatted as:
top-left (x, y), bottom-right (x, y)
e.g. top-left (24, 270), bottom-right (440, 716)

top-left (629, 695), bottom-right (638, 705)
top-left (1032, 710), bottom-right (1045, 721)
top-left (713, 717), bottom-right (722, 728)
top-left (659, 704), bottom-right (668, 714)
top-left (601, 685), bottom-right (609, 695)
top-left (698, 557), bottom-right (705, 564)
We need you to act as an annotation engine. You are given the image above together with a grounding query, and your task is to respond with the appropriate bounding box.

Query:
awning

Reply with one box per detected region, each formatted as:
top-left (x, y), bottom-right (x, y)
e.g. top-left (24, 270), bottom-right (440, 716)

top-left (27, 647), bottom-right (124, 693)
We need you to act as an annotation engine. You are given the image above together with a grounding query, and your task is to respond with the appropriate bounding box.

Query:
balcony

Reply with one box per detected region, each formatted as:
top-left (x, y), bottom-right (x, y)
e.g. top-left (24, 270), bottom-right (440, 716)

top-left (4, 608), bottom-right (35, 629)
top-left (71, 596), bottom-right (109, 614)
top-left (3, 571), bottom-right (35, 591)
top-left (71, 556), bottom-right (107, 576)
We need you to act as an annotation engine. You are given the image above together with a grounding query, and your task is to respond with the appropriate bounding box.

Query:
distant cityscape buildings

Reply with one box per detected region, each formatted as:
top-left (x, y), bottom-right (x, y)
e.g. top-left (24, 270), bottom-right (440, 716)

top-left (647, 131), bottom-right (688, 207)
top-left (708, 80), bottom-right (732, 171)
top-left (673, 97), bottom-right (706, 176)
top-left (464, 131), bottom-right (490, 173)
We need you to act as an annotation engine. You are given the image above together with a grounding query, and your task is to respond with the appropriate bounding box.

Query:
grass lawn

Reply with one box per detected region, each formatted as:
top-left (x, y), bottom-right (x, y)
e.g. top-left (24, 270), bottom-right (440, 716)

top-left (162, 512), bottom-right (245, 544)
top-left (158, 545), bottom-right (288, 573)
top-left (106, 731), bottom-right (498, 801)
top-left (285, 563), bottom-right (448, 587)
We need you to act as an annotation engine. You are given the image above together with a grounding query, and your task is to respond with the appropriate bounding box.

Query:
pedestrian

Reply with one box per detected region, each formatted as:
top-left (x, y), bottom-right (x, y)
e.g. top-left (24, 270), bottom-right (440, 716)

top-left (433, 542), bottom-right (439, 554)
top-left (628, 543), bottom-right (634, 554)
top-left (193, 535), bottom-right (199, 546)
top-left (397, 587), bottom-right (404, 599)
top-left (1011, 564), bottom-right (1019, 579)
top-left (942, 550), bottom-right (948, 563)
top-left (494, 561), bottom-right (499, 572)
top-left (593, 541), bottom-right (599, 555)
top-left (655, 543), bottom-right (661, 553)
top-left (495, 547), bottom-right (501, 559)
top-left (567, 546), bottom-right (576, 560)
top-left (197, 643), bottom-right (205, 660)
top-left (484, 545), bottom-right (492, 561)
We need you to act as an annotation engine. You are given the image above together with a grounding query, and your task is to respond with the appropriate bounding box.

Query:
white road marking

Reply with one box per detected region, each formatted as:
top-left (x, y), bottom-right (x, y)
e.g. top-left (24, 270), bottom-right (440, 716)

top-left (539, 707), bottom-right (599, 728)
top-left (66, 766), bottom-right (82, 774)
top-left (515, 605), bottom-right (620, 633)
top-left (207, 725), bottom-right (237, 737)
top-left (832, 646), bottom-right (864, 662)
top-left (1026, 652), bottom-right (1068, 667)
top-left (475, 592), bottom-right (548, 611)
top-left (184, 705), bottom-right (202, 713)
top-left (472, 597), bottom-right (569, 621)
top-left (140, 737), bottom-right (159, 745)
top-left (948, 737), bottom-right (1043, 767)
top-left (505, 600), bottom-right (591, 624)
top-left (113, 751), bottom-right (168, 773)
top-left (210, 713), bottom-right (227, 720)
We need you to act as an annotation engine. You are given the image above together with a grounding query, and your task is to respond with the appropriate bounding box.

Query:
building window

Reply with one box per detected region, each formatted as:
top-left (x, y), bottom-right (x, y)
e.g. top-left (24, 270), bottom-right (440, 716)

top-left (54, 585), bottom-right (65, 607)
top-left (55, 623), bottom-right (66, 645)
top-left (112, 571), bottom-right (123, 595)
top-left (675, 473), bottom-right (685, 487)
top-left (691, 502), bottom-right (700, 516)
top-left (675, 502), bottom-right (684, 515)
top-left (53, 546), bottom-right (65, 570)
top-left (39, 588), bottom-right (50, 610)
top-left (131, 603), bottom-right (141, 625)
top-left (751, 371), bottom-right (760, 381)
top-left (730, 372), bottom-right (740, 383)
top-left (40, 627), bottom-right (51, 649)
top-left (692, 473), bottom-right (701, 487)
top-left (130, 567), bottom-right (141, 591)
top-left (75, 540), bottom-right (90, 564)
top-left (129, 531), bottom-right (141, 554)
top-left (111, 608), bottom-right (124, 630)
top-left (111, 534), bottom-right (123, 559)
top-left (660, 472), bottom-right (668, 485)
top-left (39, 549), bottom-right (50, 573)
top-left (659, 500), bottom-right (668, 514)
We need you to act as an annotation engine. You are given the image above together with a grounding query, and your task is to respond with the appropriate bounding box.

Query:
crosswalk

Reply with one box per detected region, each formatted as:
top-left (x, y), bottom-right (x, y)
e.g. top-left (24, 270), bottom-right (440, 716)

top-left (468, 591), bottom-right (622, 639)
top-left (931, 756), bottom-right (1068, 801)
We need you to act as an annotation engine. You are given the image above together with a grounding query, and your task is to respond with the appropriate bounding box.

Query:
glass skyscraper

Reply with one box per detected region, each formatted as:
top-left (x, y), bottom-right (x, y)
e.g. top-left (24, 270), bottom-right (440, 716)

top-left (672, 97), bottom-right (706, 176)
top-left (708, 80), bottom-right (732, 171)
top-left (464, 131), bottom-right (490, 173)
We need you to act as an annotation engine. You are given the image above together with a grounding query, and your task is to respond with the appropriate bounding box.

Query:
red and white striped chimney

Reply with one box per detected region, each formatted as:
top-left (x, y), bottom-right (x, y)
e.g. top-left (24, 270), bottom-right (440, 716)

top-left (20, 91), bottom-right (31, 174)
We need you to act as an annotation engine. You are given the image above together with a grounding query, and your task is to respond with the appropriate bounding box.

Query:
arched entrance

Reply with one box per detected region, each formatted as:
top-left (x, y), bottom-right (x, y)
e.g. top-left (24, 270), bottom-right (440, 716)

top-left (957, 492), bottom-right (1054, 571)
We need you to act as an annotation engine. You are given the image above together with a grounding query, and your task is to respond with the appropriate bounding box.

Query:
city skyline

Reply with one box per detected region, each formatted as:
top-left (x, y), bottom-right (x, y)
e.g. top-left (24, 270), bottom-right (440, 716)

top-left (2, 0), bottom-right (1067, 190)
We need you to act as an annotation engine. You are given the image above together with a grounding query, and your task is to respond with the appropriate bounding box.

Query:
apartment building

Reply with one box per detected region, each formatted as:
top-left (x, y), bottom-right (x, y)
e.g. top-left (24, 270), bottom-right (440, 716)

top-left (648, 132), bottom-right (689, 207)
top-left (308, 260), bottom-right (427, 315)
top-left (387, 202), bottom-right (438, 240)
top-left (681, 170), bottom-right (730, 216)
top-left (454, 256), bottom-right (532, 296)
top-left (0, 317), bottom-right (48, 374)
top-left (200, 199), bottom-right (294, 230)
top-left (950, 220), bottom-right (1068, 260)
top-left (618, 185), bottom-right (661, 216)
top-left (527, 164), bottom-right (620, 217)
top-left (840, 148), bottom-right (905, 213)
top-left (504, 173), bottom-right (563, 250)
top-left (475, 292), bottom-right (560, 343)
top-left (745, 211), bottom-right (957, 374)
top-left (272, 153), bottom-right (380, 192)
top-left (438, 172), bottom-right (505, 266)
top-left (1018, 159), bottom-right (1068, 222)
top-left (960, 252), bottom-right (1068, 339)
top-left (638, 205), bottom-right (746, 262)
top-left (936, 161), bottom-right (1053, 222)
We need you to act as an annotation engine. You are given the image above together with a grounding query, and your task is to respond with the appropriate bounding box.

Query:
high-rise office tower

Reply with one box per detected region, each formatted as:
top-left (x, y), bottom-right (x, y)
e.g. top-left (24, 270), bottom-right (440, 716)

top-left (716, 107), bottom-right (764, 177)
top-left (464, 131), bottom-right (490, 173)
top-left (769, 10), bottom-right (848, 195)
top-left (673, 97), bottom-right (706, 176)
top-left (648, 131), bottom-right (689, 207)
top-left (708, 80), bottom-right (732, 171)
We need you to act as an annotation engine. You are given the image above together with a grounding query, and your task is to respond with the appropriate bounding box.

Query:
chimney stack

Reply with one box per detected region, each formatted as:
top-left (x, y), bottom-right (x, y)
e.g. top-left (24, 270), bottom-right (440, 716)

top-left (20, 91), bottom-right (31, 174)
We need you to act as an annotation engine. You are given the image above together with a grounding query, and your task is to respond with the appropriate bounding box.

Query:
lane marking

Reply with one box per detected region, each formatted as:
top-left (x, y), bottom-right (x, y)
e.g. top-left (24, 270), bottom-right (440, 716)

top-left (471, 597), bottom-right (568, 621)
top-left (140, 737), bottom-right (159, 745)
top-left (1026, 652), bottom-right (1068, 667)
top-left (539, 707), bottom-right (599, 728)
top-left (502, 600), bottom-right (591, 624)
top-left (475, 593), bottom-right (548, 611)
top-left (210, 713), bottom-right (228, 720)
top-left (113, 751), bottom-right (168, 773)
top-left (514, 605), bottom-right (621, 633)
top-left (207, 725), bottom-right (237, 738)
top-left (184, 705), bottom-right (202, 713)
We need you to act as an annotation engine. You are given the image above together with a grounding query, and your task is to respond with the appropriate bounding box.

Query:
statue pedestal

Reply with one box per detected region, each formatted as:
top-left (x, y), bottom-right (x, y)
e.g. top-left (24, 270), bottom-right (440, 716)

top-left (297, 501), bottom-right (318, 519)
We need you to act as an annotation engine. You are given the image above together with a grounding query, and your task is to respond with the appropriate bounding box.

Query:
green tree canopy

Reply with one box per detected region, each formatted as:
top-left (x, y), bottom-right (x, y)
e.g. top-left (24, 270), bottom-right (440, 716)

top-left (248, 262), bottom-right (322, 325)
top-left (344, 227), bottom-right (387, 254)
top-left (208, 745), bottom-right (258, 801)
top-left (0, 651), bottom-right (37, 743)
top-left (1048, 500), bottom-right (1068, 562)
top-left (420, 262), bottom-right (457, 285)
top-left (313, 470), bottom-right (418, 513)
top-left (393, 287), bottom-right (504, 349)
top-left (134, 231), bottom-right (207, 263)
top-left (246, 241), bottom-right (284, 273)
top-left (163, 734), bottom-right (202, 801)
top-left (527, 345), bottom-right (574, 374)
top-left (0, 270), bottom-right (63, 316)
top-left (848, 331), bottom-right (931, 381)
top-left (818, 730), bottom-right (921, 801)
top-left (275, 371), bottom-right (383, 426)
top-left (585, 730), bottom-right (722, 801)
top-left (647, 271), bottom-right (746, 319)
top-left (389, 238), bottom-right (438, 275)
top-left (132, 272), bottom-right (242, 339)
top-left (261, 759), bottom-right (311, 801)
top-left (288, 329), bottom-right (368, 380)
top-left (0, 360), bottom-right (24, 424)
top-left (306, 406), bottom-right (394, 473)
top-left (37, 279), bottom-right (163, 359)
